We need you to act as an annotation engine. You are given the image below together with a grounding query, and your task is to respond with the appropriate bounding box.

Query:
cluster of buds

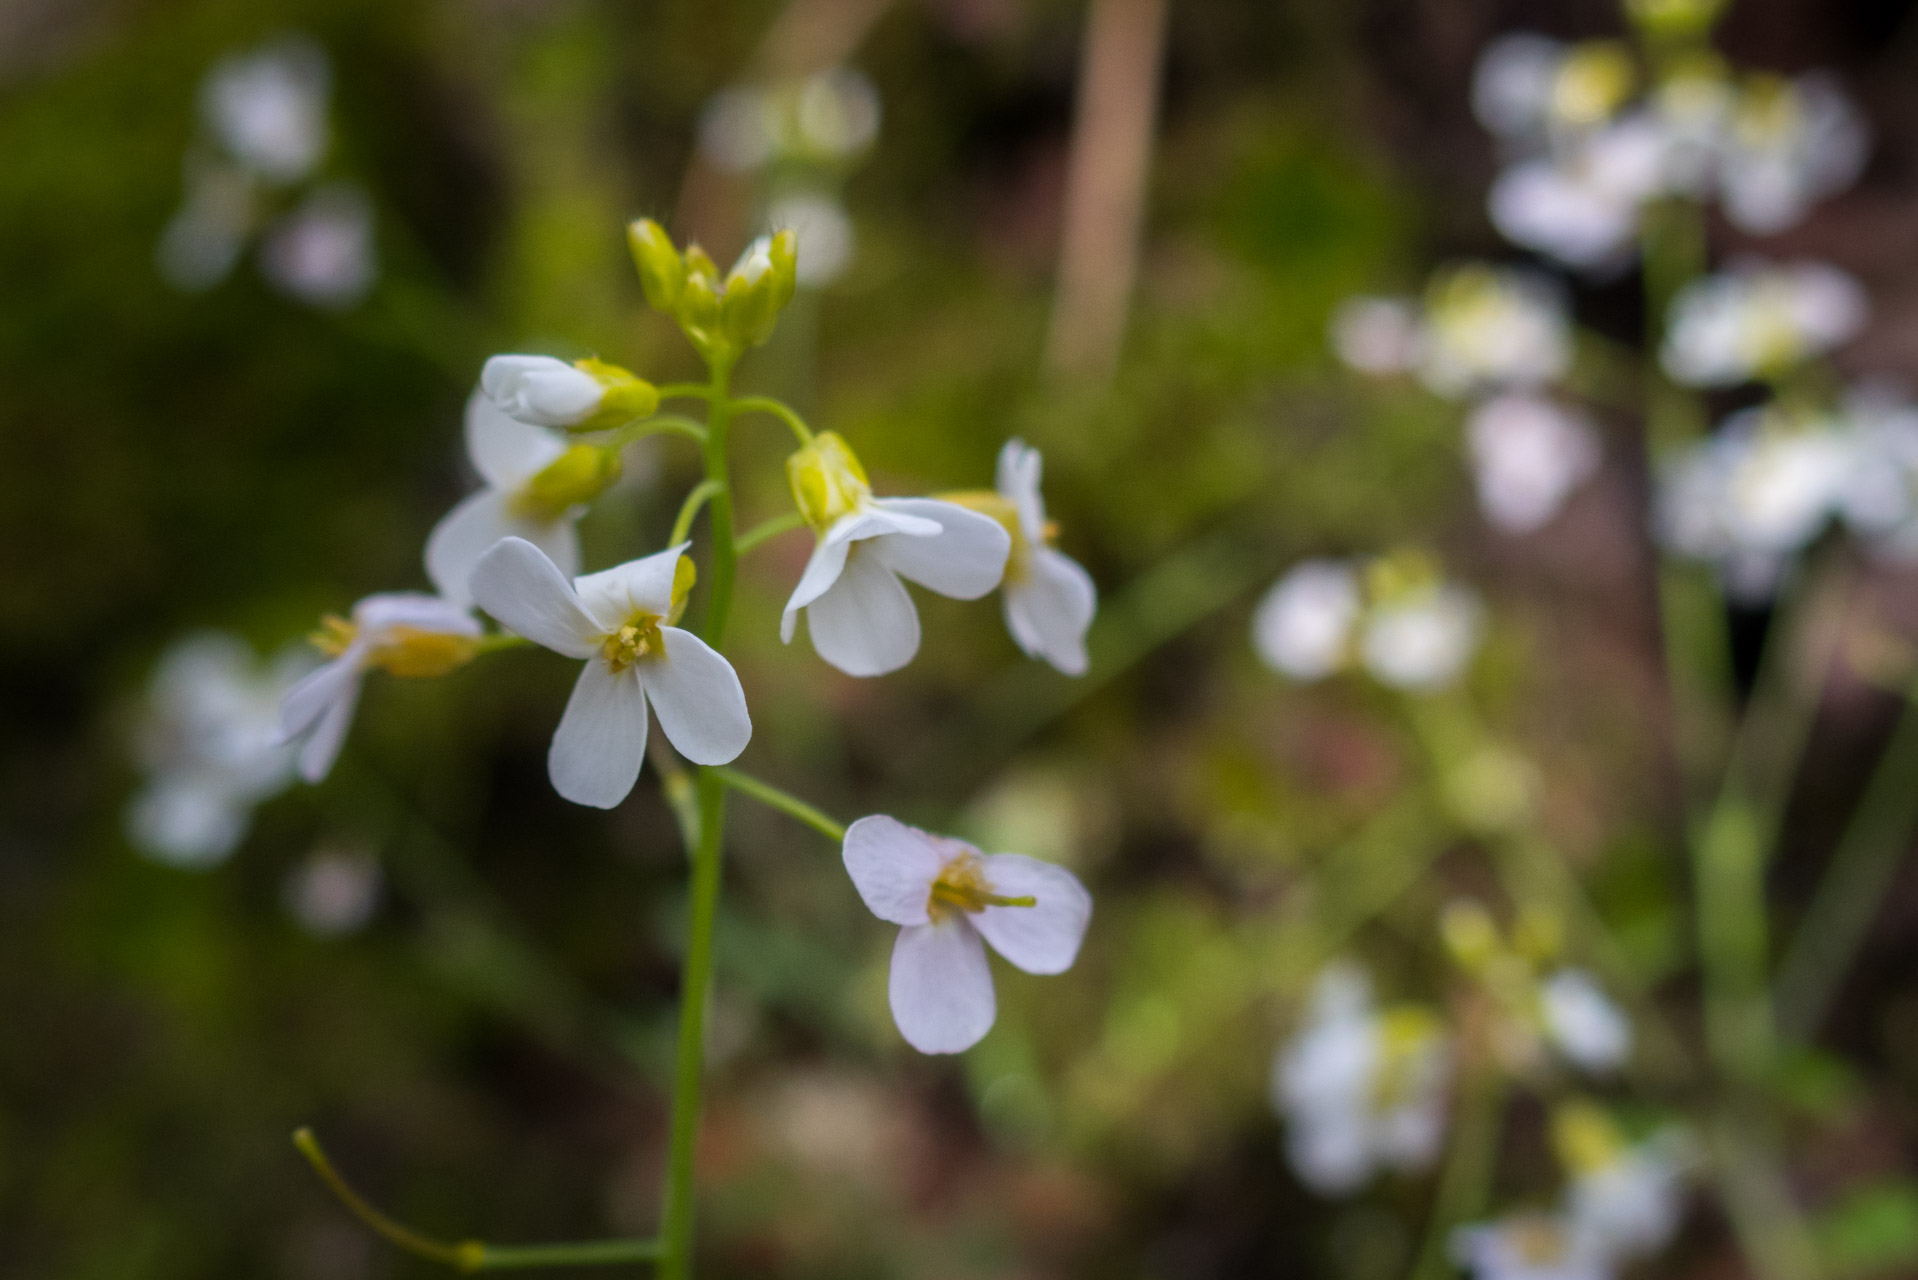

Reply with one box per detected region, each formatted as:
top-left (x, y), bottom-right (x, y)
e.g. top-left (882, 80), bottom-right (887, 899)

top-left (628, 218), bottom-right (799, 363)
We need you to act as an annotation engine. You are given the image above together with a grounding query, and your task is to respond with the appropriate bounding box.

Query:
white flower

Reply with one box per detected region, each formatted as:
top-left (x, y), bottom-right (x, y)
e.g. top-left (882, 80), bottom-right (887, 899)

top-left (698, 67), bottom-right (880, 173)
top-left (129, 633), bottom-right (308, 867)
top-left (260, 183), bottom-right (376, 308)
top-left (278, 594), bottom-right (482, 785)
top-left (1467, 394), bottom-right (1602, 532)
top-left (481, 355), bottom-right (616, 428)
top-left (201, 36), bottom-right (331, 184)
top-left (1836, 387), bottom-right (1918, 555)
top-left (1661, 260), bottom-right (1867, 387)
top-left (1274, 964), bottom-right (1452, 1195)
top-left (283, 846), bottom-right (383, 937)
top-left (1567, 1130), bottom-right (1692, 1262)
top-left (1717, 73), bottom-right (1868, 235)
top-left (470, 538), bottom-right (751, 808)
top-left (1472, 34), bottom-right (1569, 140)
top-left (768, 190), bottom-right (856, 287)
top-left (426, 390), bottom-right (591, 609)
top-left (1652, 67), bottom-right (1735, 197)
top-left (990, 440), bottom-right (1097, 676)
top-left (795, 67), bottom-right (882, 159)
top-left (1488, 115), bottom-right (1667, 271)
top-left (1361, 584), bottom-right (1483, 691)
top-left (841, 815), bottom-right (1091, 1054)
top-left (782, 433), bottom-right (1010, 677)
top-left (1251, 560), bottom-right (1361, 680)
top-left (1540, 968), bottom-right (1632, 1073)
top-left (1420, 266), bottom-right (1572, 399)
top-left (1453, 1214), bottom-right (1615, 1280)
top-left (1329, 296), bottom-right (1425, 375)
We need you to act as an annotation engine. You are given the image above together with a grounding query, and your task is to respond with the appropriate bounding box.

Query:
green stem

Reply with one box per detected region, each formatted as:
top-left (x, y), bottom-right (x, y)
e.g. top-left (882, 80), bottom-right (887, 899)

top-left (670, 481), bottom-right (725, 548)
top-left (728, 395), bottom-right (813, 445)
top-left (701, 363), bottom-right (738, 647)
top-left (580, 414), bottom-right (708, 446)
top-left (655, 382), bottom-right (714, 403)
top-left (293, 1129), bottom-right (660, 1272)
top-left (475, 633), bottom-right (532, 655)
top-left (1774, 678), bottom-right (1918, 1042)
top-left (659, 770), bottom-right (727, 1280)
top-left (1408, 1070), bottom-right (1505, 1280)
top-left (735, 512), bottom-right (805, 554)
top-left (716, 767), bottom-right (847, 840)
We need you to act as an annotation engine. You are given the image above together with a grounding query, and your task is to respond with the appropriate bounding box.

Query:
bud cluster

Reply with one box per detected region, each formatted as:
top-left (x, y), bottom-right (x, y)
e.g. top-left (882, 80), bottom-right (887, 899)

top-left (627, 218), bottom-right (799, 363)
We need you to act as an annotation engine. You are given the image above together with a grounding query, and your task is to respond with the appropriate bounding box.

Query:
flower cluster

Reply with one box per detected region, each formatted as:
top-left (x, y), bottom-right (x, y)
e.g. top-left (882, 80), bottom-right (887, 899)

top-left (159, 35), bottom-right (376, 308)
top-left (1331, 266), bottom-right (1601, 534)
top-left (1252, 552), bottom-right (1484, 692)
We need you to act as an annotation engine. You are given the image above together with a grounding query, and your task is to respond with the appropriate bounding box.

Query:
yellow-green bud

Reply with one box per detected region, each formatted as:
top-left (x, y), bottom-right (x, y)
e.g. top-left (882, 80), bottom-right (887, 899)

top-left (787, 431), bottom-right (871, 530)
top-left (511, 444), bottom-right (624, 522)
top-left (569, 357), bottom-right (660, 431)
top-left (676, 270), bottom-right (724, 358)
top-left (720, 230), bottom-right (800, 349)
top-left (1441, 899), bottom-right (1501, 972)
top-left (1552, 41), bottom-right (1635, 128)
top-left (1626, 0), bottom-right (1725, 41)
top-left (1551, 1101), bottom-right (1625, 1174)
top-left (627, 219), bottom-right (686, 313)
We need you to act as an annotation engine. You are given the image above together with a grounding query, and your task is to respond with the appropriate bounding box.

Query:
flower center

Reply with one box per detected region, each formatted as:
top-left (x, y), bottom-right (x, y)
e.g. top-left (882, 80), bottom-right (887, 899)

top-left (927, 850), bottom-right (1037, 920)
top-left (939, 490), bottom-right (1060, 583)
top-left (311, 616), bottom-right (479, 678)
top-left (601, 613), bottom-right (665, 673)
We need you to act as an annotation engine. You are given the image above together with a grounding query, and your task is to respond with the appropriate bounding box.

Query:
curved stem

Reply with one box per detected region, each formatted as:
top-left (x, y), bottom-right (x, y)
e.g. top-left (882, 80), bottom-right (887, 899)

top-left (670, 480), bottom-right (725, 548)
top-left (701, 364), bottom-right (738, 647)
top-left (728, 395), bottom-right (813, 445)
top-left (593, 415), bottom-right (708, 448)
top-left (735, 512), bottom-right (805, 555)
top-left (715, 767), bottom-right (846, 840)
top-left (655, 382), bottom-right (714, 402)
top-left (292, 1129), bottom-right (660, 1272)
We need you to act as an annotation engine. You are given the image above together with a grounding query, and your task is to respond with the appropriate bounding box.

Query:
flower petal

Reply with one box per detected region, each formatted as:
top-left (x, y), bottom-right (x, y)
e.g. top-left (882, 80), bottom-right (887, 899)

top-left (641, 628), bottom-right (752, 765)
top-left (782, 536), bottom-right (851, 642)
top-left (425, 490), bottom-right (512, 609)
top-left (889, 918), bottom-right (996, 1054)
top-left (841, 814), bottom-right (945, 925)
top-left (869, 498), bottom-right (1010, 599)
top-left (547, 660), bottom-right (648, 808)
top-left (470, 537), bottom-right (601, 658)
top-left (353, 592), bottom-right (481, 635)
top-left (803, 549), bottom-right (921, 676)
top-left (279, 655), bottom-right (358, 741)
top-left (298, 669), bottom-right (361, 783)
top-left (995, 438), bottom-right (1047, 544)
top-left (1004, 548), bottom-right (1096, 675)
top-left (971, 853), bottom-right (1091, 974)
top-left (465, 387), bottom-right (567, 489)
top-left (573, 543), bottom-right (689, 633)
top-left (127, 778), bottom-right (247, 867)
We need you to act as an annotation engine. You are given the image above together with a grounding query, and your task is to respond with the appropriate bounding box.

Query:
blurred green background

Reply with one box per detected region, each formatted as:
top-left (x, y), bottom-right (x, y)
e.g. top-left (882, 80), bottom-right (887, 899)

top-left (7, 0), bottom-right (1918, 1276)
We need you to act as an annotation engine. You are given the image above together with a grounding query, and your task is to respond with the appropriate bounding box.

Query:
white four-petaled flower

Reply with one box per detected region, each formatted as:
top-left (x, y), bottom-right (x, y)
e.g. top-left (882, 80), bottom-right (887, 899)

top-left (842, 814), bottom-right (1090, 1054)
top-left (471, 537), bottom-right (751, 809)
top-left (782, 433), bottom-right (1011, 677)
top-left (1661, 260), bottom-right (1867, 388)
top-left (1467, 394), bottom-right (1602, 533)
top-left (991, 440), bottom-right (1097, 676)
top-left (279, 593), bottom-right (482, 784)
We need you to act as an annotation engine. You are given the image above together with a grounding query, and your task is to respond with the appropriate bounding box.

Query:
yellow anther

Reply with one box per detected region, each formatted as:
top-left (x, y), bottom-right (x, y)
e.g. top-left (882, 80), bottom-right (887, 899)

top-left (310, 614), bottom-right (357, 657)
top-left (927, 851), bottom-right (1037, 920)
top-left (787, 431), bottom-right (872, 530)
top-left (601, 615), bottom-right (663, 672)
top-left (366, 626), bottom-right (480, 678)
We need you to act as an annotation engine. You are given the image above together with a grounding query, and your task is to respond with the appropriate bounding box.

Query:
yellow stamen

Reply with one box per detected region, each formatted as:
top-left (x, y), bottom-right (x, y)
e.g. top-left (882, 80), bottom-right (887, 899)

top-left (310, 614), bottom-right (357, 658)
top-left (366, 626), bottom-right (480, 678)
top-left (927, 850), bottom-right (1037, 920)
top-left (601, 615), bottom-right (664, 672)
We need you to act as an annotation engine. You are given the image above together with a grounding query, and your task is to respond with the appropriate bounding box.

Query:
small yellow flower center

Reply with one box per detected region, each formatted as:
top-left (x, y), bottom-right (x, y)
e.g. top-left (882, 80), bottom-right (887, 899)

top-left (927, 849), bottom-right (1037, 921)
top-left (511, 444), bottom-right (624, 522)
top-left (787, 432), bottom-right (871, 530)
top-left (1552, 42), bottom-right (1634, 128)
top-left (309, 616), bottom-right (479, 678)
top-left (598, 557), bottom-right (697, 672)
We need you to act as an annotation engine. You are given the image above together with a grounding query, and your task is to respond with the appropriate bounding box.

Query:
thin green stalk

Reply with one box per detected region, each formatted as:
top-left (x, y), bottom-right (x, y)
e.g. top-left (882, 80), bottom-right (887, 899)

top-left (293, 1129), bottom-right (660, 1272)
top-left (670, 481), bottom-right (725, 547)
top-left (655, 382), bottom-right (714, 402)
top-left (728, 395), bottom-right (813, 444)
top-left (701, 362), bottom-right (738, 647)
top-left (1775, 678), bottom-right (1918, 1042)
top-left (735, 512), bottom-right (804, 554)
top-left (1710, 1111), bottom-right (1822, 1280)
top-left (716, 767), bottom-right (846, 840)
top-left (659, 769), bottom-right (727, 1280)
top-left (1409, 1070), bottom-right (1505, 1280)
top-left (588, 414), bottom-right (708, 447)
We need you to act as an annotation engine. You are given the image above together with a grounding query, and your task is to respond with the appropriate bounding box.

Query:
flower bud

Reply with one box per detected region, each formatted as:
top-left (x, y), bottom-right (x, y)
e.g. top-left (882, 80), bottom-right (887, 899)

top-left (511, 444), bottom-right (624, 521)
top-left (720, 230), bottom-right (799, 349)
top-left (1551, 1101), bottom-right (1625, 1175)
top-left (627, 218), bottom-right (686, 313)
top-left (483, 354), bottom-right (659, 431)
top-left (1626, 0), bottom-right (1725, 41)
top-left (1441, 899), bottom-right (1501, 971)
top-left (1552, 41), bottom-right (1634, 128)
top-left (786, 431), bottom-right (870, 530)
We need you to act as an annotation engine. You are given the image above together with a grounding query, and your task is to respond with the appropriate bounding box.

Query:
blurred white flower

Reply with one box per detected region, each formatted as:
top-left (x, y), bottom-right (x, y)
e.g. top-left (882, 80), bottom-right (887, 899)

top-left (284, 846), bottom-right (383, 937)
top-left (798, 68), bottom-right (882, 159)
top-left (129, 633), bottom-right (309, 867)
top-left (1540, 968), bottom-right (1633, 1073)
top-left (1453, 1214), bottom-right (1614, 1280)
top-left (1836, 386), bottom-right (1918, 557)
top-left (699, 66), bottom-right (881, 173)
top-left (783, 433), bottom-right (1009, 677)
top-left (1717, 73), bottom-right (1868, 235)
top-left (767, 190), bottom-right (855, 286)
top-left (1251, 559), bottom-right (1360, 680)
top-left (1420, 265), bottom-right (1572, 399)
top-left (1361, 584), bottom-right (1483, 691)
top-left (279, 594), bottom-right (482, 785)
top-left (1661, 261), bottom-right (1866, 387)
top-left (426, 391), bottom-right (585, 610)
top-left (260, 183), bottom-right (376, 308)
top-left (470, 539), bottom-right (751, 809)
top-left (201, 35), bottom-right (331, 184)
top-left (1488, 115), bottom-right (1667, 270)
top-left (1651, 65), bottom-right (1735, 197)
top-left (1274, 964), bottom-right (1452, 1195)
top-left (1566, 1128), bottom-right (1692, 1262)
top-left (1329, 296), bottom-right (1425, 376)
top-left (156, 161), bottom-right (256, 292)
top-left (842, 814), bottom-right (1090, 1055)
top-left (985, 440), bottom-right (1098, 675)
top-left (1466, 394), bottom-right (1602, 533)
top-left (1472, 36), bottom-right (1634, 142)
